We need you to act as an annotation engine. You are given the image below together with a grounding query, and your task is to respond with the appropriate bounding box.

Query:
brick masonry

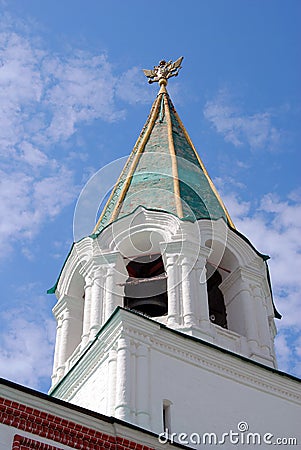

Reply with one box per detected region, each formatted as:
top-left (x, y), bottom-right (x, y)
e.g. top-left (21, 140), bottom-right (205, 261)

top-left (0, 397), bottom-right (154, 450)
top-left (13, 434), bottom-right (63, 450)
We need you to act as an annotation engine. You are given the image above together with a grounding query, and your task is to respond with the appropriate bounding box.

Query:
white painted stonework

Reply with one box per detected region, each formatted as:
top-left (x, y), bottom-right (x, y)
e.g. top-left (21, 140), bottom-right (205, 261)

top-left (49, 208), bottom-right (300, 446)
top-left (51, 209), bottom-right (277, 384)
top-left (50, 308), bottom-right (301, 448)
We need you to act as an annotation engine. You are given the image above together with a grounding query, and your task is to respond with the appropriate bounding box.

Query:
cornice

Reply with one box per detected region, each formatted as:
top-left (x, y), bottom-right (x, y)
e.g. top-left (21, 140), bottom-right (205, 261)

top-left (124, 314), bottom-right (300, 404)
top-left (52, 308), bottom-right (300, 406)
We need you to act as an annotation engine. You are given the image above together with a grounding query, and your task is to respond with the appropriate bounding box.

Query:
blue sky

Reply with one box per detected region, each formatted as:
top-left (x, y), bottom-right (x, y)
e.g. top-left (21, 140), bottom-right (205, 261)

top-left (0, 0), bottom-right (300, 392)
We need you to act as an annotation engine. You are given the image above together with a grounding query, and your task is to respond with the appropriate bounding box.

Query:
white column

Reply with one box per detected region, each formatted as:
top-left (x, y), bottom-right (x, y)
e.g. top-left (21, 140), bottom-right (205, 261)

top-left (181, 256), bottom-right (197, 327)
top-left (89, 269), bottom-right (104, 340)
top-left (106, 347), bottom-right (117, 416)
top-left (239, 284), bottom-right (260, 355)
top-left (115, 334), bottom-right (131, 421)
top-left (54, 296), bottom-right (83, 378)
top-left (51, 315), bottom-right (63, 384)
top-left (194, 254), bottom-right (211, 330)
top-left (136, 343), bottom-right (150, 427)
top-left (104, 265), bottom-right (116, 321)
top-left (57, 306), bottom-right (71, 378)
top-left (253, 285), bottom-right (273, 355)
top-left (81, 276), bottom-right (93, 349)
top-left (165, 254), bottom-right (180, 326)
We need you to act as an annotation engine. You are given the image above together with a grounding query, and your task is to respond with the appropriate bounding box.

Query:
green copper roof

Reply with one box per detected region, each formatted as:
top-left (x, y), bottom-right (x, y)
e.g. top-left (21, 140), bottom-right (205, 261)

top-left (93, 84), bottom-right (234, 236)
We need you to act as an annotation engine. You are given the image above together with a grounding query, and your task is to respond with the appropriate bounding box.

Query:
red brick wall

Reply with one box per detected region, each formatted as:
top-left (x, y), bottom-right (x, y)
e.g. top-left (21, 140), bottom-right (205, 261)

top-left (0, 397), bottom-right (154, 450)
top-left (12, 434), bottom-right (62, 449)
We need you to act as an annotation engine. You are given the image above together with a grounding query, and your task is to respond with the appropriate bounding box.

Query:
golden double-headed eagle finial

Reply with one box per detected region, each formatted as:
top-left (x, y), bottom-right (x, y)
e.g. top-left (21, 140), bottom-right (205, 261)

top-left (143, 56), bottom-right (184, 86)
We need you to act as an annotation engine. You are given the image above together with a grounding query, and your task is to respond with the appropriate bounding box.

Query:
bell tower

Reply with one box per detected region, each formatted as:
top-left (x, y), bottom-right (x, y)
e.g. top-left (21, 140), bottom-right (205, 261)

top-left (48, 58), bottom-right (285, 436)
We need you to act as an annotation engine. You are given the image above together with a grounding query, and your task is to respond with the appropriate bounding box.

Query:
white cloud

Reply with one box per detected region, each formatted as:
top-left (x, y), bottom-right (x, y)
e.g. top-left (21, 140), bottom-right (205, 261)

top-left (274, 333), bottom-right (291, 374)
top-left (204, 89), bottom-right (281, 151)
top-left (19, 142), bottom-right (48, 167)
top-left (0, 29), bottom-right (125, 155)
top-left (0, 167), bottom-right (77, 251)
top-left (42, 52), bottom-right (125, 143)
top-left (0, 293), bottom-right (56, 390)
top-left (221, 187), bottom-right (301, 376)
top-left (0, 18), bottom-right (142, 258)
top-left (116, 66), bottom-right (154, 105)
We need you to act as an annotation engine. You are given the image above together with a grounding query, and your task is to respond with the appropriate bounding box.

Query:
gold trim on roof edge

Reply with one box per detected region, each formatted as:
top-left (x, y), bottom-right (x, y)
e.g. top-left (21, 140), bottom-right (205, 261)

top-left (173, 108), bottom-right (235, 229)
top-left (92, 90), bottom-right (163, 233)
top-left (163, 93), bottom-right (184, 218)
top-left (93, 80), bottom-right (235, 234)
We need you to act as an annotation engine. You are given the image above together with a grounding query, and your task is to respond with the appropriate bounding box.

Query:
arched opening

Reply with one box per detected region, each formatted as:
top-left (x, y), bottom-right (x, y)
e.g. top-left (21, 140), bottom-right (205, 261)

top-left (206, 266), bottom-right (227, 329)
top-left (124, 254), bottom-right (168, 317)
top-left (64, 266), bottom-right (85, 358)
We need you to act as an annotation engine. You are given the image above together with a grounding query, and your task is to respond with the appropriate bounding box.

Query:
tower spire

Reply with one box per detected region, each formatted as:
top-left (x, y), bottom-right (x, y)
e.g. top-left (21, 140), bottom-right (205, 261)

top-left (92, 56), bottom-right (234, 235)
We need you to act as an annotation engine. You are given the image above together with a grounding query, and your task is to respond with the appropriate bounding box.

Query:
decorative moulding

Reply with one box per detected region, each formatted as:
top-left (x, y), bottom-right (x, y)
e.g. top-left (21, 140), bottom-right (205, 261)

top-left (51, 308), bottom-right (301, 406)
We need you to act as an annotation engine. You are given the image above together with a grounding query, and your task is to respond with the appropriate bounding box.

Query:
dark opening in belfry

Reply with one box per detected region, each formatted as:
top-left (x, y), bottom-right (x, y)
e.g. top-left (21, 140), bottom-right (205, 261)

top-left (206, 267), bottom-right (228, 328)
top-left (124, 254), bottom-right (168, 317)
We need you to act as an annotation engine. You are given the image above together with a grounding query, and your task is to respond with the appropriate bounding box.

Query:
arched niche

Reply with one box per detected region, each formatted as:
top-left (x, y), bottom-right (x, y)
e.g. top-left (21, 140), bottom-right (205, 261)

top-left (54, 250), bottom-right (86, 366)
top-left (205, 241), bottom-right (240, 332)
top-left (206, 264), bottom-right (227, 329)
top-left (98, 209), bottom-right (178, 319)
top-left (124, 253), bottom-right (168, 317)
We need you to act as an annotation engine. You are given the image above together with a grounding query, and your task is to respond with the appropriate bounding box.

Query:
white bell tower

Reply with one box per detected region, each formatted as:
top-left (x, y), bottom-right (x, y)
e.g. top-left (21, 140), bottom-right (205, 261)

top-left (48, 59), bottom-right (300, 444)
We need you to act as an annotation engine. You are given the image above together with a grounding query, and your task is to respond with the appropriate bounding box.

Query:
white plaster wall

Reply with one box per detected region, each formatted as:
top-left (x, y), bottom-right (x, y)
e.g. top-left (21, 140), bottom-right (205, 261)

top-left (148, 347), bottom-right (300, 447)
top-left (68, 359), bottom-right (109, 414)
top-left (51, 309), bottom-right (300, 449)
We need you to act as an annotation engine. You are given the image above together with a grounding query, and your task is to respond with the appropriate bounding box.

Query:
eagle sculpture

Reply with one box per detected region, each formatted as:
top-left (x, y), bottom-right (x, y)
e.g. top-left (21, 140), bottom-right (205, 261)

top-left (143, 57), bottom-right (184, 84)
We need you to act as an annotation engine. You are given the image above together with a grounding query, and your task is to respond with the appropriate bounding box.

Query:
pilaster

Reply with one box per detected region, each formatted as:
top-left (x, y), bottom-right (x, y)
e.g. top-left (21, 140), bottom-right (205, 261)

top-left (115, 333), bottom-right (132, 421)
top-left (81, 276), bottom-right (93, 349)
top-left (136, 343), bottom-right (150, 427)
top-left (252, 284), bottom-right (275, 361)
top-left (51, 315), bottom-right (63, 385)
top-left (181, 255), bottom-right (197, 327)
top-left (106, 347), bottom-right (117, 416)
top-left (89, 269), bottom-right (105, 340)
top-left (220, 265), bottom-right (276, 366)
top-left (193, 247), bottom-right (211, 332)
top-left (104, 265), bottom-right (117, 321)
top-left (162, 241), bottom-right (182, 327)
top-left (52, 295), bottom-right (84, 379)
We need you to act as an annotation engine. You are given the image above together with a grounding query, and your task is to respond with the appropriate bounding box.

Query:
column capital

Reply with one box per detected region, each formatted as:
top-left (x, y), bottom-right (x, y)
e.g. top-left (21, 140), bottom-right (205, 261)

top-left (136, 343), bottom-right (149, 357)
top-left (198, 245), bottom-right (211, 260)
top-left (181, 255), bottom-right (196, 268)
top-left (162, 241), bottom-right (210, 263)
top-left (251, 283), bottom-right (263, 297)
top-left (79, 250), bottom-right (122, 278)
top-left (84, 275), bottom-right (93, 288)
top-left (53, 295), bottom-right (82, 317)
top-left (161, 240), bottom-right (184, 256)
top-left (220, 265), bottom-right (269, 298)
top-left (94, 250), bottom-right (121, 265)
top-left (105, 264), bottom-right (116, 277)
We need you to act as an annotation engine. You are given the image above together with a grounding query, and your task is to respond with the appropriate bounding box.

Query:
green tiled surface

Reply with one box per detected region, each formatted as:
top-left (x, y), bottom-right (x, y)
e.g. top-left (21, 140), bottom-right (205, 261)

top-left (94, 92), bottom-right (229, 236)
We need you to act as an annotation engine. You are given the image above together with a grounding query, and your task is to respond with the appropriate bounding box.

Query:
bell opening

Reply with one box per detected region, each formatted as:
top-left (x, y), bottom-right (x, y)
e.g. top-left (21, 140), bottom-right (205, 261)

top-left (124, 254), bottom-right (168, 317)
top-left (207, 266), bottom-right (228, 329)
